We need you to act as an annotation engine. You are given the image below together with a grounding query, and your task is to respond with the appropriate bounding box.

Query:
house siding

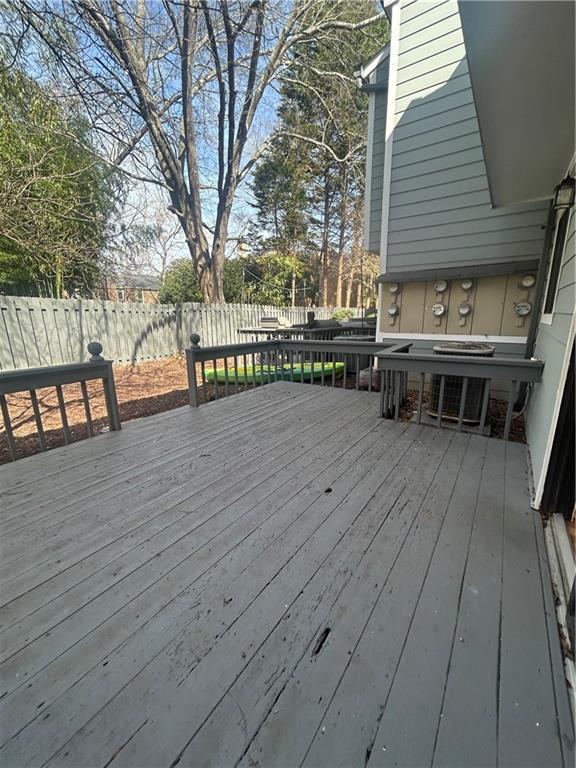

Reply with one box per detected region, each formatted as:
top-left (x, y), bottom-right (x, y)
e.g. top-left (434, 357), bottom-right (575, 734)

top-left (527, 212), bottom-right (576, 499)
top-left (365, 0), bottom-right (549, 270)
top-left (365, 57), bottom-right (389, 254)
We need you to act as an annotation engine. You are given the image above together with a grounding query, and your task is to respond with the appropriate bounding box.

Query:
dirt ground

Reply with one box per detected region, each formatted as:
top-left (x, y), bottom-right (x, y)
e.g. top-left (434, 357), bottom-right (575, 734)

top-left (0, 356), bottom-right (526, 465)
top-left (0, 356), bottom-right (193, 464)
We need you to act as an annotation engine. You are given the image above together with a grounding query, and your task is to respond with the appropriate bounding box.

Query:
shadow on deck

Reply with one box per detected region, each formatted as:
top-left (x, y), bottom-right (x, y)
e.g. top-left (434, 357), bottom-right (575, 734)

top-left (0, 381), bottom-right (573, 767)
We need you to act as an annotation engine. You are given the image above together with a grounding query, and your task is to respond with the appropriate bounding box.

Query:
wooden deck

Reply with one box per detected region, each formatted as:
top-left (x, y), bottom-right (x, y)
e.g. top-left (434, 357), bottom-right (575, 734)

top-left (0, 382), bottom-right (573, 767)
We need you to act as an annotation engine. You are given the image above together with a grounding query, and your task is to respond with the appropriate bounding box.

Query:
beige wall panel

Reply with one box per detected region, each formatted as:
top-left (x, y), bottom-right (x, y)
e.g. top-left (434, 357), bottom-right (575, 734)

top-left (500, 273), bottom-right (537, 336)
top-left (470, 276), bottom-right (507, 335)
top-left (445, 278), bottom-right (477, 334)
top-left (379, 284), bottom-right (398, 333)
top-left (422, 281), bottom-right (450, 333)
top-left (398, 282), bottom-right (426, 333)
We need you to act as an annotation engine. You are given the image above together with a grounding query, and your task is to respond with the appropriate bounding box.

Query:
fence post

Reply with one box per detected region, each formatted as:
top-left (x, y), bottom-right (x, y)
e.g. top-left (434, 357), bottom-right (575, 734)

top-left (187, 333), bottom-right (201, 407)
top-left (88, 341), bottom-right (122, 431)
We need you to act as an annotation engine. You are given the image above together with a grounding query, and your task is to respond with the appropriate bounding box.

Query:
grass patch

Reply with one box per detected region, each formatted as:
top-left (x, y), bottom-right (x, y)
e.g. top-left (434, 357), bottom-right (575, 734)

top-left (204, 361), bottom-right (345, 385)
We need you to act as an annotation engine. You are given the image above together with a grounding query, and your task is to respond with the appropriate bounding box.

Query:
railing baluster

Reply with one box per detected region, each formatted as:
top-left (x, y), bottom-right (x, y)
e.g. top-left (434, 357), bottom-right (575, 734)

top-left (290, 350), bottom-right (294, 382)
top-left (311, 352), bottom-right (315, 385)
top-left (56, 385), bottom-right (72, 444)
top-left (394, 371), bottom-right (401, 421)
top-left (259, 352), bottom-right (265, 387)
top-left (368, 361), bottom-right (372, 393)
top-left (342, 359), bottom-right (347, 389)
top-left (436, 375), bottom-right (445, 428)
top-left (321, 352), bottom-right (325, 386)
top-left (332, 353), bottom-right (336, 387)
top-left (223, 357), bottom-right (230, 397)
top-left (383, 371), bottom-right (390, 417)
top-left (242, 353), bottom-right (248, 389)
top-left (379, 373), bottom-right (386, 417)
top-left (233, 356), bottom-right (239, 394)
top-left (0, 394), bottom-right (17, 461)
top-left (416, 372), bottom-right (425, 425)
top-left (479, 380), bottom-right (490, 435)
top-left (201, 361), bottom-right (208, 401)
top-left (212, 360), bottom-right (219, 399)
top-left (355, 355), bottom-right (360, 390)
top-left (29, 390), bottom-right (47, 451)
top-left (80, 380), bottom-right (94, 437)
top-left (457, 377), bottom-right (469, 432)
top-left (300, 350), bottom-right (305, 384)
top-left (503, 380), bottom-right (516, 441)
top-left (251, 352), bottom-right (257, 389)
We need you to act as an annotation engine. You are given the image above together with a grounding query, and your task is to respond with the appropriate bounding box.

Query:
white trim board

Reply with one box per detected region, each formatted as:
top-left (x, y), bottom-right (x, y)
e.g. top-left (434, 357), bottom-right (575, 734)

top-left (541, 207), bottom-right (575, 325)
top-left (376, 332), bottom-right (528, 344)
top-left (379, 0), bottom-right (401, 271)
top-left (358, 46), bottom-right (390, 82)
top-left (533, 309), bottom-right (576, 507)
top-left (363, 79), bottom-right (376, 249)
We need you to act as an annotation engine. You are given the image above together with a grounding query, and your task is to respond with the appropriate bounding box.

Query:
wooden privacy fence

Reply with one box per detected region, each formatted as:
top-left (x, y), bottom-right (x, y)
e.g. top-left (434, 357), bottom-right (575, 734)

top-left (0, 296), bottom-right (358, 370)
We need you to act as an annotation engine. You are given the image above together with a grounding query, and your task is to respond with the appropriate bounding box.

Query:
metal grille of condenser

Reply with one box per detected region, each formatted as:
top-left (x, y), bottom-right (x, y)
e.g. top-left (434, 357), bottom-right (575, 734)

top-left (428, 342), bottom-right (495, 423)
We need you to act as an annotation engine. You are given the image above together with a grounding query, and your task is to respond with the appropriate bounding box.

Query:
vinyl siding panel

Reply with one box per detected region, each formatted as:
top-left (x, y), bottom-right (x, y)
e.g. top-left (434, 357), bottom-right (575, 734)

top-left (395, 73), bottom-right (470, 115)
top-left (391, 162), bottom-right (486, 194)
top-left (389, 203), bottom-right (535, 230)
top-left (384, 0), bottom-right (548, 274)
top-left (527, 212), bottom-right (575, 495)
top-left (393, 102), bottom-right (477, 139)
top-left (389, 177), bottom-right (489, 209)
top-left (390, 242), bottom-right (544, 267)
top-left (365, 55), bottom-right (390, 254)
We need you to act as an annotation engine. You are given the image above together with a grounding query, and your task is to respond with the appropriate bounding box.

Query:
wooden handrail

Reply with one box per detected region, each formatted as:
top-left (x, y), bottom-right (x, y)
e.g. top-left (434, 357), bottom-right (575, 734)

top-left (185, 335), bottom-right (412, 409)
top-left (0, 341), bottom-right (121, 461)
top-left (376, 348), bottom-right (544, 439)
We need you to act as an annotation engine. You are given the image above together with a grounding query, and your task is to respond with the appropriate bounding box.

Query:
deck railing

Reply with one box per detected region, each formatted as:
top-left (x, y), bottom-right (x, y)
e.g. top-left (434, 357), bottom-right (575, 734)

top-left (376, 348), bottom-right (544, 440)
top-left (0, 341), bottom-right (121, 461)
top-left (185, 334), bottom-right (410, 407)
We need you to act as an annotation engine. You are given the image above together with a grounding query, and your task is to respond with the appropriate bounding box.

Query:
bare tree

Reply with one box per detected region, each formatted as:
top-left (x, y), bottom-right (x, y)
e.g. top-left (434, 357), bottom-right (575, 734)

top-left (3, 0), bottom-right (385, 302)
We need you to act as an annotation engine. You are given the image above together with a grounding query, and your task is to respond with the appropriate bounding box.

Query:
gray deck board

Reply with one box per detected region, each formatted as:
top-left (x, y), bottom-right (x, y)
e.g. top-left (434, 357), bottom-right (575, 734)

top-left (498, 443), bottom-right (567, 768)
top-left (0, 382), bottom-right (572, 767)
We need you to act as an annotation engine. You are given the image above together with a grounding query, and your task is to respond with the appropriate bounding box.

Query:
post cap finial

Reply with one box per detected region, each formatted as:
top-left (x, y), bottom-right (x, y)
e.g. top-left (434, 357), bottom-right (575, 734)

top-left (87, 341), bottom-right (104, 362)
top-left (190, 333), bottom-right (201, 347)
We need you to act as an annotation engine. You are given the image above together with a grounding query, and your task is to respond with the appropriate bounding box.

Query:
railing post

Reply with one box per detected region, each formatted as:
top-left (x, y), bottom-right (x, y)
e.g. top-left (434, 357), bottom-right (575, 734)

top-left (88, 341), bottom-right (121, 431)
top-left (187, 333), bottom-right (201, 407)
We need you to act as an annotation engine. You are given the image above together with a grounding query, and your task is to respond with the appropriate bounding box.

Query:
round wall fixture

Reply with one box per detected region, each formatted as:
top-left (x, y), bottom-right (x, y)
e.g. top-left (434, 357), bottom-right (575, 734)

top-left (458, 302), bottom-right (472, 316)
top-left (519, 274), bottom-right (536, 289)
top-left (387, 305), bottom-right (399, 316)
top-left (434, 280), bottom-right (448, 293)
top-left (515, 301), bottom-right (532, 317)
top-left (432, 303), bottom-right (446, 317)
top-left (461, 278), bottom-right (474, 291)
top-left (388, 282), bottom-right (400, 294)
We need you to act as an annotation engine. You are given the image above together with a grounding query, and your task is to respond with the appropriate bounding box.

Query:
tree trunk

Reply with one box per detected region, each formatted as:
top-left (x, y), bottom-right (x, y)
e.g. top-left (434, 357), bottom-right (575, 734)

top-left (320, 182), bottom-right (331, 306)
top-left (335, 169), bottom-right (348, 307)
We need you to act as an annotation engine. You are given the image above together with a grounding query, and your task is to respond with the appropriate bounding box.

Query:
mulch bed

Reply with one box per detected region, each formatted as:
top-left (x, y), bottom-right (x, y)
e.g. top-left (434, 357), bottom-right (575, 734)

top-left (0, 357), bottom-right (525, 466)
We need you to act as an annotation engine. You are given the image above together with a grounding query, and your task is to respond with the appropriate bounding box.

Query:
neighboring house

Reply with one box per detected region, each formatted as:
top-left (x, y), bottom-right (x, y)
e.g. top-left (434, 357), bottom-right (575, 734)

top-left (98, 273), bottom-right (161, 304)
top-left (363, 0), bottom-right (575, 616)
top-left (359, 0), bottom-right (555, 357)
